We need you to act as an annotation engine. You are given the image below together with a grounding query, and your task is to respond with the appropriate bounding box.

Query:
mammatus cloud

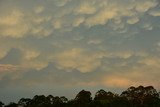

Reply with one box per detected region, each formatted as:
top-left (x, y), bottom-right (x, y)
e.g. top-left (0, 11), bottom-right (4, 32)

top-left (0, 0), bottom-right (160, 103)
top-left (0, 0), bottom-right (159, 38)
top-left (74, 2), bottom-right (96, 15)
top-left (34, 5), bottom-right (45, 14)
top-left (127, 17), bottom-right (139, 25)
top-left (0, 9), bottom-right (28, 38)
top-left (52, 48), bottom-right (102, 73)
top-left (0, 7), bottom-right (52, 38)
top-left (149, 9), bottom-right (160, 16)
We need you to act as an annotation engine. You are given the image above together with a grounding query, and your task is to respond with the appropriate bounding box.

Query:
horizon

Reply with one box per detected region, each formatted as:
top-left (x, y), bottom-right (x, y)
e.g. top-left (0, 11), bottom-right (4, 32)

top-left (0, 0), bottom-right (160, 104)
top-left (1, 85), bottom-right (159, 105)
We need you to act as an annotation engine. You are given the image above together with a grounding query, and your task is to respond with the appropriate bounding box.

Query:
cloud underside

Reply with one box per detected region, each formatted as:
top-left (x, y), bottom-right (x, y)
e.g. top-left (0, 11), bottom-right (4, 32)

top-left (0, 0), bottom-right (160, 91)
top-left (0, 0), bottom-right (159, 38)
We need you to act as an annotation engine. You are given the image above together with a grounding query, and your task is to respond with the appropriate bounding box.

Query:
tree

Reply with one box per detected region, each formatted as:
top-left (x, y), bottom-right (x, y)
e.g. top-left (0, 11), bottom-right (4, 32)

top-left (60, 96), bottom-right (68, 103)
top-left (121, 86), bottom-right (159, 106)
top-left (1, 85), bottom-right (160, 107)
top-left (4, 102), bottom-right (17, 107)
top-left (27, 95), bottom-right (51, 107)
top-left (93, 89), bottom-right (130, 107)
top-left (18, 98), bottom-right (31, 107)
top-left (94, 89), bottom-right (116, 101)
top-left (0, 101), bottom-right (4, 107)
top-left (46, 95), bottom-right (54, 105)
top-left (74, 90), bottom-right (92, 107)
top-left (52, 96), bottom-right (63, 107)
top-left (75, 90), bottom-right (92, 102)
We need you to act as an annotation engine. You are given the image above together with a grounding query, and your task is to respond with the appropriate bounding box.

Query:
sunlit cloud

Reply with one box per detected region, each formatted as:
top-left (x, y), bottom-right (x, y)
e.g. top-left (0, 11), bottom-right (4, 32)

top-left (0, 9), bottom-right (28, 38)
top-left (0, 64), bottom-right (19, 72)
top-left (53, 48), bottom-right (102, 73)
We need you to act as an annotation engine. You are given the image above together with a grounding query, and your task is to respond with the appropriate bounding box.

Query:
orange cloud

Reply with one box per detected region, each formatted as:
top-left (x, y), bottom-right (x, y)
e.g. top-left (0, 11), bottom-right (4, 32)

top-left (102, 76), bottom-right (135, 88)
top-left (0, 64), bottom-right (19, 72)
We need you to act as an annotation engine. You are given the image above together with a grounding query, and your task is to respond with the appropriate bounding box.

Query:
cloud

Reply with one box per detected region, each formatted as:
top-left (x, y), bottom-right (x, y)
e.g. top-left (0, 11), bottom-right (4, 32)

top-left (72, 17), bottom-right (85, 27)
top-left (85, 8), bottom-right (117, 26)
top-left (101, 70), bottom-right (160, 89)
top-left (138, 56), bottom-right (160, 67)
top-left (53, 0), bottom-right (71, 7)
top-left (52, 19), bottom-right (62, 29)
top-left (0, 6), bottom-right (52, 38)
top-left (23, 50), bottom-right (40, 60)
top-left (53, 48), bottom-right (102, 73)
top-left (74, 1), bottom-right (96, 15)
top-left (0, 48), bottom-right (23, 65)
top-left (87, 39), bottom-right (102, 45)
top-left (0, 9), bottom-right (23, 26)
top-left (103, 76), bottom-right (134, 88)
top-left (0, 9), bottom-right (29, 38)
top-left (135, 0), bottom-right (158, 12)
top-left (0, 0), bottom-right (159, 39)
top-left (109, 51), bottom-right (133, 59)
top-left (34, 5), bottom-right (45, 14)
top-left (101, 57), bottom-right (160, 88)
top-left (142, 23), bottom-right (153, 30)
top-left (0, 0), bottom-right (160, 103)
top-left (127, 17), bottom-right (139, 24)
top-left (0, 49), bottom-right (8, 60)
top-left (0, 64), bottom-right (19, 72)
top-left (149, 9), bottom-right (160, 16)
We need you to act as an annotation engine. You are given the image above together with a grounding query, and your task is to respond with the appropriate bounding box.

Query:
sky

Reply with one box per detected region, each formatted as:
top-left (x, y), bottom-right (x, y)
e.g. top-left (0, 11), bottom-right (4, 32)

top-left (0, 0), bottom-right (160, 104)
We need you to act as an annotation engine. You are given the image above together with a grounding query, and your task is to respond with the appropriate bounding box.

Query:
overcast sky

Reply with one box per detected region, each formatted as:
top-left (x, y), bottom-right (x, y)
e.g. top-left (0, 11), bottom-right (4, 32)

top-left (0, 0), bottom-right (160, 104)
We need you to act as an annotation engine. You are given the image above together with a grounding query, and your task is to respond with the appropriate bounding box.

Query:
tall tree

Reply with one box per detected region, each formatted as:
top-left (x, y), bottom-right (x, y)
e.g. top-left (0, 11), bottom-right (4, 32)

top-left (4, 102), bottom-right (18, 107)
top-left (94, 89), bottom-right (117, 100)
top-left (18, 98), bottom-right (31, 107)
top-left (74, 90), bottom-right (92, 107)
top-left (121, 86), bottom-right (159, 106)
top-left (0, 101), bottom-right (4, 107)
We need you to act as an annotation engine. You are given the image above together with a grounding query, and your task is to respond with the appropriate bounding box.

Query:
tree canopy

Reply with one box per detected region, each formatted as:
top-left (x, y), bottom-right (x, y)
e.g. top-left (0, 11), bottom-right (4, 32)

top-left (1, 86), bottom-right (160, 107)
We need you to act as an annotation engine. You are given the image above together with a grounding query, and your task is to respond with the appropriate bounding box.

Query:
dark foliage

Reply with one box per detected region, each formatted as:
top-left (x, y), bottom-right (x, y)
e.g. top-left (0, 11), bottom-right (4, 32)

top-left (1, 86), bottom-right (160, 107)
top-left (0, 101), bottom-right (4, 107)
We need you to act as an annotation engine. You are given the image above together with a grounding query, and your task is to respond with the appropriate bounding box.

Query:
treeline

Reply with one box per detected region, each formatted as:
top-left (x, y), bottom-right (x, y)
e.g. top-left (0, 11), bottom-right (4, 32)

top-left (1, 86), bottom-right (160, 107)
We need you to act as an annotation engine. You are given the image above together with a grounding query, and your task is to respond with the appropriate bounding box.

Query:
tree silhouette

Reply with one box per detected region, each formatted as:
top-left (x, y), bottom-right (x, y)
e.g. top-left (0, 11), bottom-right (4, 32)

top-left (74, 90), bottom-right (92, 107)
top-left (60, 96), bottom-right (68, 103)
top-left (2, 85), bottom-right (160, 107)
top-left (26, 95), bottom-right (51, 107)
top-left (4, 102), bottom-right (17, 107)
top-left (94, 89), bottom-right (117, 100)
top-left (18, 98), bottom-right (31, 107)
top-left (121, 86), bottom-right (159, 107)
top-left (0, 101), bottom-right (4, 107)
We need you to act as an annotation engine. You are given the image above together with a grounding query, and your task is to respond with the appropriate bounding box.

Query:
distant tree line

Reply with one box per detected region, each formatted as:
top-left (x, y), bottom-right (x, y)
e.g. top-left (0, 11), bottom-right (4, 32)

top-left (1, 86), bottom-right (160, 107)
